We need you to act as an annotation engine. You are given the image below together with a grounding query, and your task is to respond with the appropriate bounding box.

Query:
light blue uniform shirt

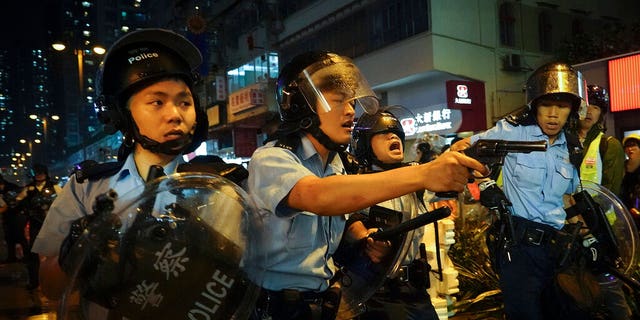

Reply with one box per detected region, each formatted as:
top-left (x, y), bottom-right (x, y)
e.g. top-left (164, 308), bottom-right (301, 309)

top-left (470, 120), bottom-right (580, 230)
top-left (32, 153), bottom-right (183, 256)
top-left (246, 134), bottom-right (348, 292)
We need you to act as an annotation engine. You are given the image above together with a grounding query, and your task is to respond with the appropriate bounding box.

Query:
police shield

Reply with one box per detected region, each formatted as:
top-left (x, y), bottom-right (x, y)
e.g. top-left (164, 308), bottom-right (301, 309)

top-left (577, 181), bottom-right (639, 275)
top-left (333, 193), bottom-right (419, 319)
top-left (60, 173), bottom-right (264, 320)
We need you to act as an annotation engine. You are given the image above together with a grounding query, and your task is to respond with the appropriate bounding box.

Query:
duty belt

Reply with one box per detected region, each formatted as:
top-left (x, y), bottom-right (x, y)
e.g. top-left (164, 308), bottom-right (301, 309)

top-left (510, 215), bottom-right (559, 246)
top-left (254, 287), bottom-right (341, 320)
top-left (260, 288), bottom-right (324, 304)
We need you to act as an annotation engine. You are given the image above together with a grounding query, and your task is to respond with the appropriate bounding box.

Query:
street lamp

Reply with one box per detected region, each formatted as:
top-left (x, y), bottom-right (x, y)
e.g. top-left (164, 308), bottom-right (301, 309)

top-left (51, 43), bottom-right (106, 99)
top-left (28, 114), bottom-right (60, 162)
top-left (51, 42), bottom-right (105, 160)
top-left (19, 138), bottom-right (41, 167)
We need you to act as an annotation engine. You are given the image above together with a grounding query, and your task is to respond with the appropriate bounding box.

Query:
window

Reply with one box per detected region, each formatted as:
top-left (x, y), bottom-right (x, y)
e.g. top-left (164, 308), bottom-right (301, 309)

top-left (572, 18), bottom-right (584, 35)
top-left (538, 12), bottom-right (552, 52)
top-left (499, 2), bottom-right (516, 47)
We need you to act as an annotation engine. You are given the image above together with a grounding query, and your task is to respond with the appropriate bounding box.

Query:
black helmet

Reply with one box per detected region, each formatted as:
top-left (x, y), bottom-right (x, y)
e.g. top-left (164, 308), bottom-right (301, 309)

top-left (32, 163), bottom-right (49, 176)
top-left (525, 62), bottom-right (587, 116)
top-left (275, 51), bottom-right (379, 151)
top-left (276, 52), bottom-right (379, 124)
top-left (276, 51), bottom-right (327, 126)
top-left (94, 28), bottom-right (208, 155)
top-left (587, 84), bottom-right (609, 114)
top-left (351, 109), bottom-right (405, 167)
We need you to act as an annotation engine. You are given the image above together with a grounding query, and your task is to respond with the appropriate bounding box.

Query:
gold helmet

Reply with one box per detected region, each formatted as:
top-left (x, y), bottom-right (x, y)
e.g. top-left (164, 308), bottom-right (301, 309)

top-left (525, 62), bottom-right (588, 119)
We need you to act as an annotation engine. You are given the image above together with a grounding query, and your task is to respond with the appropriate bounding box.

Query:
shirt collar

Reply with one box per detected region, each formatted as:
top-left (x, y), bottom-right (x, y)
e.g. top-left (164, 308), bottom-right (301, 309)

top-left (299, 134), bottom-right (320, 161)
top-left (114, 153), bottom-right (185, 182)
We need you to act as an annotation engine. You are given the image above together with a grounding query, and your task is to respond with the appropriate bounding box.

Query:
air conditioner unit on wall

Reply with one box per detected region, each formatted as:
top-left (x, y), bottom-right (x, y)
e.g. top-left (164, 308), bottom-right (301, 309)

top-left (503, 53), bottom-right (523, 71)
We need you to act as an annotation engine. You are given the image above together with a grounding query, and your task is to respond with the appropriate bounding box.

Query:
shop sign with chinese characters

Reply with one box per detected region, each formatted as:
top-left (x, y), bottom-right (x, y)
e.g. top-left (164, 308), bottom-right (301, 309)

top-left (399, 105), bottom-right (462, 137)
top-left (228, 84), bottom-right (265, 114)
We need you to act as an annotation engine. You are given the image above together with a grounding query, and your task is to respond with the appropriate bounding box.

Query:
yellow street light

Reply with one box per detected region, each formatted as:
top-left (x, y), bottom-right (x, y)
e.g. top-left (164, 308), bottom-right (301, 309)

top-left (28, 114), bottom-right (60, 144)
top-left (19, 138), bottom-right (41, 166)
top-left (52, 41), bottom-right (105, 159)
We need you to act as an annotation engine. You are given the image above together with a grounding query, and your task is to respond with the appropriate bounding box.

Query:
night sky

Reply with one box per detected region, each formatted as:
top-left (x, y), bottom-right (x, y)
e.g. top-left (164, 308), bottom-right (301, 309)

top-left (0, 1), bottom-right (61, 49)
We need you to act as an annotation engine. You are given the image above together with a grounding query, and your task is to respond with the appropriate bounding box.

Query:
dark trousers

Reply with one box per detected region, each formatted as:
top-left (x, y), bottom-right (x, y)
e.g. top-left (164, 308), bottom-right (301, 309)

top-left (498, 242), bottom-right (556, 320)
top-left (251, 288), bottom-right (341, 320)
top-left (25, 218), bottom-right (42, 288)
top-left (2, 212), bottom-right (28, 262)
top-left (495, 217), bottom-right (596, 320)
top-left (357, 278), bottom-right (439, 320)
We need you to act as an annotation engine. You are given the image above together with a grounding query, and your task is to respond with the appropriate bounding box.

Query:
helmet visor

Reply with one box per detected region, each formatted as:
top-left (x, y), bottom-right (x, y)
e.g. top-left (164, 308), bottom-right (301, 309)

top-left (298, 56), bottom-right (379, 115)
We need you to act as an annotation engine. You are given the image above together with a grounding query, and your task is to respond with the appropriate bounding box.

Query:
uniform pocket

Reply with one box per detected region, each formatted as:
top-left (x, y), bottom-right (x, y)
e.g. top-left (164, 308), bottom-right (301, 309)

top-left (286, 214), bottom-right (318, 249)
top-left (513, 153), bottom-right (545, 192)
top-left (550, 159), bottom-right (575, 195)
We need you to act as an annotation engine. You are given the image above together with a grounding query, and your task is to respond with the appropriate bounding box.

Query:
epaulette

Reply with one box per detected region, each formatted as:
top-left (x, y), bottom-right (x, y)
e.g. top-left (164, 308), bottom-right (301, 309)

top-left (505, 105), bottom-right (536, 126)
top-left (177, 162), bottom-right (249, 185)
top-left (276, 133), bottom-right (363, 175)
top-left (73, 160), bottom-right (125, 183)
top-left (274, 134), bottom-right (301, 152)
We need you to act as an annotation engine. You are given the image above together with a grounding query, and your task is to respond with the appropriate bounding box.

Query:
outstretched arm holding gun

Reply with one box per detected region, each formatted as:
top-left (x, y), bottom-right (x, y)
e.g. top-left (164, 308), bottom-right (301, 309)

top-left (450, 138), bottom-right (547, 180)
top-left (437, 139), bottom-right (547, 199)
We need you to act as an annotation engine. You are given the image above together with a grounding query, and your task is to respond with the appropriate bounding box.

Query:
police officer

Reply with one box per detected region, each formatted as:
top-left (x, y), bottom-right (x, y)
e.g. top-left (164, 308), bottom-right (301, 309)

top-left (568, 85), bottom-right (625, 196)
top-left (245, 51), bottom-right (486, 320)
top-left (350, 109), bottom-right (439, 320)
top-left (15, 164), bottom-right (61, 290)
top-left (32, 28), bottom-right (208, 316)
top-left (568, 85), bottom-right (631, 319)
top-left (0, 176), bottom-right (27, 264)
top-left (622, 134), bottom-right (640, 217)
top-left (452, 62), bottom-right (598, 319)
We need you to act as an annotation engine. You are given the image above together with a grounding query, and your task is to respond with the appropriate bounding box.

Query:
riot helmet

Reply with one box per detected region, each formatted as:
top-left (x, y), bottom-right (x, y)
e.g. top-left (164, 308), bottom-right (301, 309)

top-left (94, 28), bottom-right (208, 156)
top-left (525, 62), bottom-right (587, 119)
top-left (32, 163), bottom-right (49, 177)
top-left (352, 108), bottom-right (405, 168)
top-left (276, 51), bottom-right (379, 151)
top-left (587, 84), bottom-right (609, 114)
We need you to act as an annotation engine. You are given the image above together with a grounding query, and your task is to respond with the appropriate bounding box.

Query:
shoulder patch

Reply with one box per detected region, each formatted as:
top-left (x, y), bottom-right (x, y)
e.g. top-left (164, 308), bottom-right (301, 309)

top-left (74, 160), bottom-right (124, 183)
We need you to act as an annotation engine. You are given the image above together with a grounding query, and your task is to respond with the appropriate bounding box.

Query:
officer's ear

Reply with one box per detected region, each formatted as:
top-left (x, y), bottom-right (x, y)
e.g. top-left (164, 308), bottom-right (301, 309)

top-left (95, 94), bottom-right (127, 135)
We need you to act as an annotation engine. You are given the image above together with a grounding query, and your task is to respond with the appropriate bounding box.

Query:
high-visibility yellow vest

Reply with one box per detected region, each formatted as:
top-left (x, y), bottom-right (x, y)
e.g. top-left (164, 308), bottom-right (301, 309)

top-left (580, 132), bottom-right (603, 185)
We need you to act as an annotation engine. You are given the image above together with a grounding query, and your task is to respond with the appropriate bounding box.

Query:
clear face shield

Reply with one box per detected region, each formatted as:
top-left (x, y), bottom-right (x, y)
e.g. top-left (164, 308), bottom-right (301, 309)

top-left (297, 55), bottom-right (380, 115)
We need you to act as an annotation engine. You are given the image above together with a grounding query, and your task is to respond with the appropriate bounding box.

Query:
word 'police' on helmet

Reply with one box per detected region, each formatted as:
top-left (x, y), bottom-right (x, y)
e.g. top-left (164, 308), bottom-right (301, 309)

top-left (352, 108), bottom-right (406, 166)
top-left (276, 52), bottom-right (380, 124)
top-left (587, 84), bottom-right (609, 114)
top-left (94, 28), bottom-right (203, 135)
top-left (525, 62), bottom-right (588, 118)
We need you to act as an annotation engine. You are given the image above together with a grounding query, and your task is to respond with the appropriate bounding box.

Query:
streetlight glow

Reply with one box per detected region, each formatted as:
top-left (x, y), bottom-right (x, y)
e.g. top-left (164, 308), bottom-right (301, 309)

top-left (93, 46), bottom-right (106, 55)
top-left (52, 42), bottom-right (66, 51)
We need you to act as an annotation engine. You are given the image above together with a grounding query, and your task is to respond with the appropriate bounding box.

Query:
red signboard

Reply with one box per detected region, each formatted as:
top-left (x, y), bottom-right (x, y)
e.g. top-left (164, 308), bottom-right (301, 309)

top-left (445, 80), bottom-right (487, 132)
top-left (609, 53), bottom-right (640, 112)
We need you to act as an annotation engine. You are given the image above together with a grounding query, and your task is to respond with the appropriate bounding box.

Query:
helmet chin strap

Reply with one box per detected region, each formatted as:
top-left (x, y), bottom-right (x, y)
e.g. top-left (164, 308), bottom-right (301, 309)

top-left (137, 134), bottom-right (194, 155)
top-left (131, 123), bottom-right (194, 155)
top-left (371, 157), bottom-right (404, 171)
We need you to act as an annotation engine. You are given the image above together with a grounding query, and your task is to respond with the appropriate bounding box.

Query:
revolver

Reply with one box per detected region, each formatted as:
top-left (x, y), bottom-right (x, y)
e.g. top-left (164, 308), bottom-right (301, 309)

top-left (436, 139), bottom-right (547, 198)
top-left (463, 139), bottom-right (547, 180)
